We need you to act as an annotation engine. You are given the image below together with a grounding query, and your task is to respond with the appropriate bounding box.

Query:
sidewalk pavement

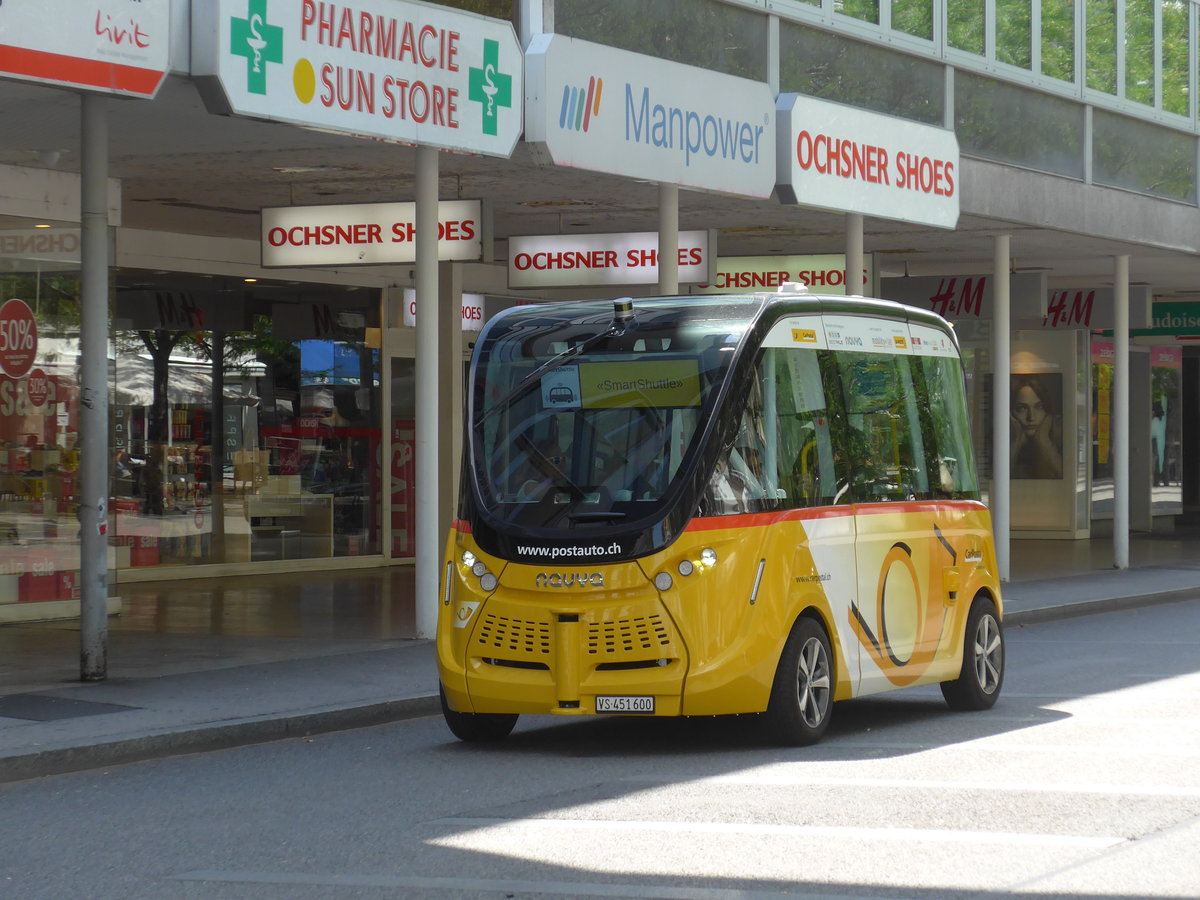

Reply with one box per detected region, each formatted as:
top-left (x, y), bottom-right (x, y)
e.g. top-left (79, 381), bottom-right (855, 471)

top-left (2, 563), bottom-right (1199, 784)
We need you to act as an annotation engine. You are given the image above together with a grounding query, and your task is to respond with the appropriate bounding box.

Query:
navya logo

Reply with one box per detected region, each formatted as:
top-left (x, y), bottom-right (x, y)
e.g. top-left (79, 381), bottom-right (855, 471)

top-left (230, 0), bottom-right (284, 95)
top-left (559, 75), bottom-right (604, 132)
top-left (536, 572), bottom-right (605, 588)
top-left (625, 84), bottom-right (766, 168)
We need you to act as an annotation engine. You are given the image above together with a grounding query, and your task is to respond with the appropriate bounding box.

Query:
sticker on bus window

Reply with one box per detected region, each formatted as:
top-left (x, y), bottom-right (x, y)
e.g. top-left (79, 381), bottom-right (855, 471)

top-left (541, 367), bottom-right (582, 408)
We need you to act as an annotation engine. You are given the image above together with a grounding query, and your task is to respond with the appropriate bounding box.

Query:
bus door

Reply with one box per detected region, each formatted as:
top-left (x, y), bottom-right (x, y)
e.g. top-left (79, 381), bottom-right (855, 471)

top-left (756, 335), bottom-right (862, 697)
top-left (829, 327), bottom-right (952, 697)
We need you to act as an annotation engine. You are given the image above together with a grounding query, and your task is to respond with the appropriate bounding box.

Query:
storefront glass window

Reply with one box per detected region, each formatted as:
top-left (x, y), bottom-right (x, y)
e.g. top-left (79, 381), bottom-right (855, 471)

top-left (111, 273), bottom-right (382, 569)
top-left (956, 71), bottom-right (1085, 179)
top-left (780, 21), bottom-right (945, 125)
top-left (1151, 347), bottom-right (1183, 517)
top-left (1162, 0), bottom-right (1189, 116)
top-left (555, 0), bottom-right (769, 81)
top-left (891, 0), bottom-right (933, 40)
top-left (1092, 109), bottom-right (1197, 203)
top-left (947, 0), bottom-right (986, 56)
top-left (1041, 0), bottom-right (1075, 82)
top-left (997, 0), bottom-right (1033, 70)
top-left (0, 228), bottom-right (84, 609)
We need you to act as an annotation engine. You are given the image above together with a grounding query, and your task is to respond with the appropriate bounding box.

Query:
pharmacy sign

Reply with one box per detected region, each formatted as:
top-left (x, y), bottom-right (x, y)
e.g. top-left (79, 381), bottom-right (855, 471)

top-left (192, 0), bottom-right (522, 157)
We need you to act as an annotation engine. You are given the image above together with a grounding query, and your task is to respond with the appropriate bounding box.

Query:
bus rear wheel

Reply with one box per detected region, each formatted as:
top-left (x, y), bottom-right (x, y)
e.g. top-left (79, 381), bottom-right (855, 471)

top-left (440, 684), bottom-right (519, 742)
top-left (764, 617), bottom-right (834, 746)
top-left (941, 597), bottom-right (1004, 710)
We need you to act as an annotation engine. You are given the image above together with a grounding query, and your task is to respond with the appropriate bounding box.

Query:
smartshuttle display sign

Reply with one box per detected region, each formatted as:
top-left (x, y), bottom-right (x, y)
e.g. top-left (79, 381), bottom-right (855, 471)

top-left (508, 230), bottom-right (712, 288)
top-left (525, 34), bottom-right (775, 198)
top-left (776, 93), bottom-right (960, 229)
top-left (0, 0), bottom-right (170, 97)
top-left (192, 0), bottom-right (522, 156)
top-left (262, 200), bottom-right (481, 266)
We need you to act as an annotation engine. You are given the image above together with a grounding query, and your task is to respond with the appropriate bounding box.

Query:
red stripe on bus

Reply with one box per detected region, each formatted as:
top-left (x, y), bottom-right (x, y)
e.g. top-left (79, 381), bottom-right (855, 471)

top-left (685, 499), bottom-right (987, 533)
top-left (0, 45), bottom-right (163, 95)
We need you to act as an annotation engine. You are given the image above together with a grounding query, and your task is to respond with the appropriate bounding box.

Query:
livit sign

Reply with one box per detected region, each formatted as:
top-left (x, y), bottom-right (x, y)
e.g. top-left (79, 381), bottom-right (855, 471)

top-left (0, 0), bottom-right (170, 97)
top-left (776, 94), bottom-right (959, 229)
top-left (508, 231), bottom-right (712, 288)
top-left (192, 0), bottom-right (522, 156)
top-left (262, 200), bottom-right (481, 266)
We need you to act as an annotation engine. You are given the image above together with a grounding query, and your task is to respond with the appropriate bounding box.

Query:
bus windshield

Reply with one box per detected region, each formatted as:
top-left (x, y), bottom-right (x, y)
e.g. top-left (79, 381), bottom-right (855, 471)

top-left (471, 298), bottom-right (754, 530)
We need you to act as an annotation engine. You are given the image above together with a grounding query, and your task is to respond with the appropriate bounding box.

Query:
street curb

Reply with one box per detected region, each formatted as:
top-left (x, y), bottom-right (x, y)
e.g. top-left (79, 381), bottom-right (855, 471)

top-left (1004, 587), bottom-right (1199, 626)
top-left (0, 694), bottom-right (440, 785)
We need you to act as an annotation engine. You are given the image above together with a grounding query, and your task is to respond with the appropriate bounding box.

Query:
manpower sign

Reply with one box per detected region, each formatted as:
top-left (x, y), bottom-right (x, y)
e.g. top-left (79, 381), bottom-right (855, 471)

top-left (191, 0), bottom-right (522, 156)
top-left (525, 34), bottom-right (775, 198)
top-left (777, 94), bottom-right (960, 229)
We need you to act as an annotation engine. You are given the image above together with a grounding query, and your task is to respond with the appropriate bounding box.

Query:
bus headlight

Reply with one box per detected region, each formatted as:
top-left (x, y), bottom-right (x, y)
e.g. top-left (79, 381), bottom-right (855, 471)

top-left (461, 550), bottom-right (477, 568)
top-left (479, 573), bottom-right (498, 592)
top-left (471, 561), bottom-right (488, 577)
top-left (677, 559), bottom-right (694, 577)
top-left (700, 548), bottom-right (718, 568)
top-left (654, 572), bottom-right (673, 591)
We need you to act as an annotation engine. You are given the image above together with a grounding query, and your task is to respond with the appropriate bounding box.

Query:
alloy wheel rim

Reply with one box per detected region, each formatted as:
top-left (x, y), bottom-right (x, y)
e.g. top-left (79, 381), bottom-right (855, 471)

top-left (973, 615), bottom-right (1003, 694)
top-left (797, 636), bottom-right (832, 727)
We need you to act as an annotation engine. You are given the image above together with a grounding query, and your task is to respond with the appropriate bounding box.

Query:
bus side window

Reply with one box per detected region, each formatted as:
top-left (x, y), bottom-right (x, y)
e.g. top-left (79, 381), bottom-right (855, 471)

top-left (773, 348), bottom-right (844, 508)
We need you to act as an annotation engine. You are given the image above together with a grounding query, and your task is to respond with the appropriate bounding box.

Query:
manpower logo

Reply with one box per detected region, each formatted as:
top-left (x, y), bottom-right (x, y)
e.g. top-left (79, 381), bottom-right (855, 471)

top-left (559, 75), bottom-right (604, 132)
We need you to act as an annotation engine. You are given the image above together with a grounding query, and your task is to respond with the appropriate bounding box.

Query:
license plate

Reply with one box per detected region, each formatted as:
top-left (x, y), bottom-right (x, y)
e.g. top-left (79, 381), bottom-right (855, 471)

top-left (595, 695), bottom-right (655, 714)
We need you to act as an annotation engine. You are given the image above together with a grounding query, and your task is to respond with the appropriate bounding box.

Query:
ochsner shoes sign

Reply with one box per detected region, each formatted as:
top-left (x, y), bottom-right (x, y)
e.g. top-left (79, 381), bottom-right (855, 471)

top-left (192, 0), bottom-right (522, 157)
top-left (777, 94), bottom-right (959, 229)
top-left (525, 34), bottom-right (775, 198)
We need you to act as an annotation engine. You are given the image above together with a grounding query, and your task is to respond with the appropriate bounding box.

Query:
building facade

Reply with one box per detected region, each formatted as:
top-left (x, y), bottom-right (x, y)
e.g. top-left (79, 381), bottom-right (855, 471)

top-left (2, 0), bottom-right (1199, 624)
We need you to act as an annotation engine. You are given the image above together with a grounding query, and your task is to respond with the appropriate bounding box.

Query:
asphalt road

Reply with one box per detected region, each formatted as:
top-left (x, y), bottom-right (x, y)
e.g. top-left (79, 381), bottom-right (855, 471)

top-left (2, 600), bottom-right (1198, 900)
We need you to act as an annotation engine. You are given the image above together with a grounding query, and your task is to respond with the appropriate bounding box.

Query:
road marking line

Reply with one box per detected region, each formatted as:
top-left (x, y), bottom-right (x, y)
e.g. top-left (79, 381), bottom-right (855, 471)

top-left (430, 817), bottom-right (1124, 849)
top-left (174, 870), bottom-right (905, 900)
top-left (670, 775), bottom-right (1200, 797)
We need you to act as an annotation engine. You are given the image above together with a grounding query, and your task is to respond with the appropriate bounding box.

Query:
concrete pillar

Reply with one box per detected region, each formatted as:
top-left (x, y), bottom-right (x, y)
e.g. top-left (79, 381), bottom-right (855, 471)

top-left (415, 145), bottom-right (440, 639)
top-left (992, 234), bottom-right (1011, 582)
top-left (845, 214), bottom-right (864, 295)
top-left (1113, 254), bottom-right (1130, 569)
top-left (79, 94), bottom-right (109, 681)
top-left (658, 183), bottom-right (679, 294)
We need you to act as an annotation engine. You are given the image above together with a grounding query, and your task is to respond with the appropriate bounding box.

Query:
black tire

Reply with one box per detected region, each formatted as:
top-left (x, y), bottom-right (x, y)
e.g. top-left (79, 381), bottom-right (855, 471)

top-left (439, 683), bottom-right (518, 742)
top-left (763, 616), bottom-right (834, 746)
top-left (941, 597), bottom-right (1004, 711)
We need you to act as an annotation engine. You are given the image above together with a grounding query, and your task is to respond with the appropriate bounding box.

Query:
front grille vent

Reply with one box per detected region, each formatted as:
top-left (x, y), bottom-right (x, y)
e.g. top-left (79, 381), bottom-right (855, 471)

top-left (475, 613), bottom-right (552, 655)
top-left (586, 614), bottom-right (671, 656)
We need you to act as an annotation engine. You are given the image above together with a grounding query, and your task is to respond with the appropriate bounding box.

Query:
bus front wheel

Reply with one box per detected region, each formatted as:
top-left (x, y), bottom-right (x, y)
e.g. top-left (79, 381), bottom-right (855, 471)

top-left (940, 597), bottom-right (1004, 711)
top-left (440, 684), bottom-right (519, 742)
top-left (763, 616), bottom-right (834, 746)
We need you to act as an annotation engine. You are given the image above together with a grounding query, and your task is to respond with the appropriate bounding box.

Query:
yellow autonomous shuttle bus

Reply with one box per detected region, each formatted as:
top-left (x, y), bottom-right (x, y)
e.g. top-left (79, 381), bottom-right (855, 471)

top-left (438, 285), bottom-right (1004, 745)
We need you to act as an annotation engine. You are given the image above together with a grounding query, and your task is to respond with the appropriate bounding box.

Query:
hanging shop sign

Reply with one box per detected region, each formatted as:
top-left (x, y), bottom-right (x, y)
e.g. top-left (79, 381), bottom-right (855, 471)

top-left (0, 0), bottom-right (170, 97)
top-left (192, 0), bottom-right (522, 157)
top-left (693, 254), bottom-right (875, 295)
top-left (261, 200), bottom-right (481, 267)
top-left (402, 289), bottom-right (488, 332)
top-left (776, 94), bottom-right (959, 229)
top-left (0, 229), bottom-right (81, 265)
top-left (508, 230), bottom-right (713, 289)
top-left (524, 34), bottom-right (775, 198)
top-left (881, 272), bottom-right (1048, 341)
top-left (0, 299), bottom-right (38, 379)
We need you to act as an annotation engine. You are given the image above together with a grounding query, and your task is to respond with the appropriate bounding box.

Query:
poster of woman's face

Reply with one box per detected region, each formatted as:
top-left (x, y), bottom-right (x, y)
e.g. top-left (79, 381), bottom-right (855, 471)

top-left (1010, 373), bottom-right (1064, 479)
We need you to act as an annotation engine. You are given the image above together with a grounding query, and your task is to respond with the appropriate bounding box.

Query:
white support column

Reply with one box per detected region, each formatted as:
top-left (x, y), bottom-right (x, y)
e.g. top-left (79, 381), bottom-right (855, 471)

top-left (1113, 254), bottom-right (1131, 569)
top-left (79, 94), bottom-right (109, 680)
top-left (658, 182), bottom-right (679, 294)
top-left (845, 213), bottom-right (864, 295)
top-left (414, 145), bottom-right (440, 639)
top-left (992, 234), bottom-right (1011, 582)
